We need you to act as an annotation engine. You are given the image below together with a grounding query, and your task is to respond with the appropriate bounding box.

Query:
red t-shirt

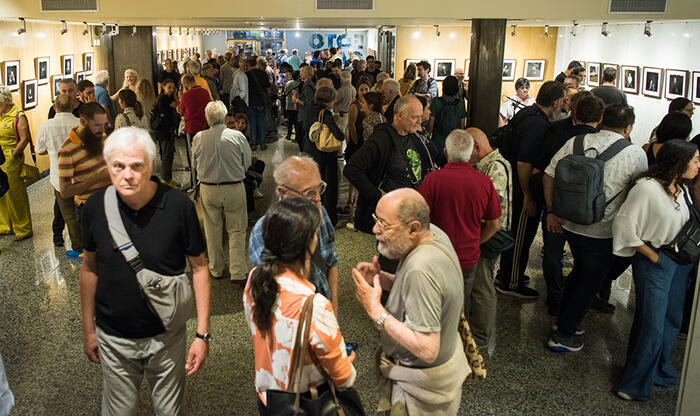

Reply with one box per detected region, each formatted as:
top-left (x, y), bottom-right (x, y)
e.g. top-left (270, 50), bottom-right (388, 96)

top-left (179, 86), bottom-right (211, 135)
top-left (419, 162), bottom-right (501, 269)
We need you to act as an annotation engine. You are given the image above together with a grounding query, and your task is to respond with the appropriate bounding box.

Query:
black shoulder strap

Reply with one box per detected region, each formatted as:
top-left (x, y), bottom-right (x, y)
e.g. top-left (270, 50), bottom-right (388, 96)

top-left (573, 134), bottom-right (585, 156)
top-left (597, 138), bottom-right (632, 162)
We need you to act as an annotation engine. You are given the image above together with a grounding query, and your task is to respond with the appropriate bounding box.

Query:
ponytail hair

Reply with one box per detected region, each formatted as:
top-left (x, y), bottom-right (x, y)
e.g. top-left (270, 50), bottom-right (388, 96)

top-left (250, 198), bottom-right (321, 332)
top-left (118, 88), bottom-right (144, 118)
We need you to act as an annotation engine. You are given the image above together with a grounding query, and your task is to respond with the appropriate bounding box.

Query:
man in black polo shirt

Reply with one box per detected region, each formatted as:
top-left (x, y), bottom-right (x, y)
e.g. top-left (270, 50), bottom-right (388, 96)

top-left (496, 81), bottom-right (565, 299)
top-left (79, 127), bottom-right (210, 415)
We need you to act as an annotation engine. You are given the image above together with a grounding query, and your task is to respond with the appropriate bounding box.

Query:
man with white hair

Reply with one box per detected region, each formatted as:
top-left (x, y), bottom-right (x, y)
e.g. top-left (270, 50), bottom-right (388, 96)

top-left (334, 70), bottom-right (356, 136)
top-left (79, 126), bottom-right (210, 415)
top-left (382, 79), bottom-right (401, 124)
top-left (418, 129), bottom-right (501, 335)
top-left (92, 70), bottom-right (115, 132)
top-left (193, 101), bottom-right (251, 282)
top-left (352, 188), bottom-right (469, 414)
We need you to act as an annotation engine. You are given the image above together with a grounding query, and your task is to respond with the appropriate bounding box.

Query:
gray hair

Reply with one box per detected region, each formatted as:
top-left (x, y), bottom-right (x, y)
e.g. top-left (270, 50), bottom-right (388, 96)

top-left (186, 60), bottom-right (201, 75)
top-left (273, 155), bottom-right (319, 186)
top-left (103, 126), bottom-right (157, 165)
top-left (445, 130), bottom-right (474, 163)
top-left (59, 78), bottom-right (77, 88)
top-left (339, 71), bottom-right (352, 84)
top-left (93, 70), bottom-right (109, 86)
top-left (394, 95), bottom-right (418, 117)
top-left (396, 195), bottom-right (430, 229)
top-left (55, 94), bottom-right (73, 113)
top-left (205, 101), bottom-right (227, 126)
top-left (0, 86), bottom-right (13, 105)
top-left (382, 79), bottom-right (400, 96)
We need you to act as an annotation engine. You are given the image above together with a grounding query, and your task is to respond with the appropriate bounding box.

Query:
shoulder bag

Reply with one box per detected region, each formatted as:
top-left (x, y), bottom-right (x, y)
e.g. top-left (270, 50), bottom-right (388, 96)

top-left (480, 159), bottom-right (515, 259)
top-left (265, 294), bottom-right (366, 416)
top-left (308, 109), bottom-right (342, 153)
top-left (661, 187), bottom-right (700, 265)
top-left (13, 112), bottom-right (40, 181)
top-left (103, 186), bottom-right (194, 330)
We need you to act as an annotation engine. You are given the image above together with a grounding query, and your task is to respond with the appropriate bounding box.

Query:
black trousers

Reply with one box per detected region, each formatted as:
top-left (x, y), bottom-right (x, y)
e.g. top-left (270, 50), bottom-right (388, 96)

top-left (296, 122), bottom-right (306, 153)
top-left (158, 129), bottom-right (176, 182)
top-left (312, 149), bottom-right (339, 226)
top-left (498, 193), bottom-right (542, 289)
top-left (285, 109), bottom-right (297, 138)
top-left (52, 197), bottom-right (65, 245)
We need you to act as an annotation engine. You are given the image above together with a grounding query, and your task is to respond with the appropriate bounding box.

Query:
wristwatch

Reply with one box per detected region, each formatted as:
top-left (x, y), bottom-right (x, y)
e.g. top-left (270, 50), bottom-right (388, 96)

top-left (373, 311), bottom-right (389, 331)
top-left (195, 332), bottom-right (212, 342)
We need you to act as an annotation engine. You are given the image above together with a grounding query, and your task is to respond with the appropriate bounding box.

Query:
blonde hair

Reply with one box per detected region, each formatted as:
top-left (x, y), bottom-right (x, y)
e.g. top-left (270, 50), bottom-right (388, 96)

top-left (122, 68), bottom-right (139, 89)
top-left (136, 79), bottom-right (156, 111)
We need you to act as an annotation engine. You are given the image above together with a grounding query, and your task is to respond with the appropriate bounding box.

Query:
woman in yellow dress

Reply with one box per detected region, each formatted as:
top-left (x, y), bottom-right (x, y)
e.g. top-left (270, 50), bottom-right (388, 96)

top-left (0, 86), bottom-right (33, 240)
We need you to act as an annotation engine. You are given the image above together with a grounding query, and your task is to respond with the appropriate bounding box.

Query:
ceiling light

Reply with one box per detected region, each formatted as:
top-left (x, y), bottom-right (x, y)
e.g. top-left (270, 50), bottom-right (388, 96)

top-left (413, 31), bottom-right (420, 39)
top-left (101, 23), bottom-right (107, 35)
top-left (82, 22), bottom-right (89, 36)
top-left (570, 22), bottom-right (578, 37)
top-left (169, 26), bottom-right (173, 36)
top-left (644, 21), bottom-right (652, 37)
top-left (131, 26), bottom-right (137, 36)
top-left (544, 25), bottom-right (550, 37)
top-left (601, 22), bottom-right (610, 37)
top-left (435, 25), bottom-right (440, 37)
top-left (60, 20), bottom-right (68, 35)
top-left (295, 31), bottom-right (300, 38)
top-left (17, 18), bottom-right (26, 35)
top-left (449, 32), bottom-right (456, 38)
top-left (113, 24), bottom-right (119, 36)
top-left (511, 24), bottom-right (516, 37)
top-left (179, 27), bottom-right (182, 36)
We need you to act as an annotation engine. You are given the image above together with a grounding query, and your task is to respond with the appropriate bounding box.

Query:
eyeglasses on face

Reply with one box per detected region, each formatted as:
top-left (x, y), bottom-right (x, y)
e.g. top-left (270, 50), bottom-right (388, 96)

top-left (281, 180), bottom-right (327, 200)
top-left (372, 213), bottom-right (403, 231)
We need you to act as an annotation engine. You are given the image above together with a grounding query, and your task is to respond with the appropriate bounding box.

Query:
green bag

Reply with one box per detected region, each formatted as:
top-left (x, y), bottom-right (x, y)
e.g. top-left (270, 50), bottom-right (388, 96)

top-left (480, 230), bottom-right (515, 259)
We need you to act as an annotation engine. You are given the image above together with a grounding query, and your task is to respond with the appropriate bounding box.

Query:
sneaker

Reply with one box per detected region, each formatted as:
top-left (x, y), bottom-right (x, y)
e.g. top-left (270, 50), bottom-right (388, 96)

top-left (253, 189), bottom-right (264, 198)
top-left (495, 283), bottom-right (539, 300)
top-left (615, 391), bottom-right (633, 401)
top-left (66, 250), bottom-right (84, 261)
top-left (548, 333), bottom-right (583, 352)
top-left (591, 297), bottom-right (616, 314)
top-left (552, 323), bottom-right (586, 336)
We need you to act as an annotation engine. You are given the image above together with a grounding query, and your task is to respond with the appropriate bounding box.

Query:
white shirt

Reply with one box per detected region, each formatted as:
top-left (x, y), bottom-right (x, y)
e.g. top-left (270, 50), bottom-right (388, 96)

top-left (192, 124), bottom-right (251, 183)
top-left (230, 69), bottom-right (249, 105)
top-left (545, 129), bottom-right (648, 239)
top-left (499, 95), bottom-right (535, 121)
top-left (35, 112), bottom-right (80, 191)
top-left (613, 178), bottom-right (690, 257)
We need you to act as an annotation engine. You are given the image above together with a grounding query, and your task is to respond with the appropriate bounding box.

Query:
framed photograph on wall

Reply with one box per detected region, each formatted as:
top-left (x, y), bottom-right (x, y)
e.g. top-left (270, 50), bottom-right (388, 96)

top-left (602, 63), bottom-right (619, 87)
top-left (692, 71), bottom-right (700, 105)
top-left (665, 69), bottom-right (689, 100)
top-left (61, 55), bottom-right (74, 76)
top-left (587, 62), bottom-right (600, 87)
top-left (74, 71), bottom-right (88, 83)
top-left (524, 59), bottom-right (546, 80)
top-left (2, 61), bottom-right (20, 91)
top-left (21, 79), bottom-right (38, 110)
top-left (51, 75), bottom-right (64, 101)
top-left (434, 59), bottom-right (455, 80)
top-left (502, 59), bottom-right (516, 81)
top-left (404, 59), bottom-right (420, 70)
top-left (83, 53), bottom-right (94, 75)
top-left (642, 67), bottom-right (663, 98)
top-left (620, 65), bottom-right (639, 95)
top-left (34, 57), bottom-right (50, 85)
top-left (167, 50), bottom-right (173, 60)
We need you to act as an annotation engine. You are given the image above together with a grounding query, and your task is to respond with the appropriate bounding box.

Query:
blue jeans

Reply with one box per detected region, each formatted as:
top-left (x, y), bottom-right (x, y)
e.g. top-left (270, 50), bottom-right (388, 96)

top-left (614, 251), bottom-right (692, 401)
top-left (249, 106), bottom-right (267, 146)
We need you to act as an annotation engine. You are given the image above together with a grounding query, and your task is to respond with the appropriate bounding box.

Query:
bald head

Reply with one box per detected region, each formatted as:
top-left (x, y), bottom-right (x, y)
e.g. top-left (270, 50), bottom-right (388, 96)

top-left (54, 93), bottom-right (74, 113)
top-left (380, 189), bottom-right (430, 230)
top-left (273, 155), bottom-right (319, 187)
top-left (466, 127), bottom-right (493, 162)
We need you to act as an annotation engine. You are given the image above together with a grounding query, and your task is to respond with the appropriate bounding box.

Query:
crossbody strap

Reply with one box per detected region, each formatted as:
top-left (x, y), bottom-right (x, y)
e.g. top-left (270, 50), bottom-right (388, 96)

top-left (104, 186), bottom-right (144, 272)
top-left (681, 186), bottom-right (699, 222)
top-left (419, 240), bottom-right (464, 315)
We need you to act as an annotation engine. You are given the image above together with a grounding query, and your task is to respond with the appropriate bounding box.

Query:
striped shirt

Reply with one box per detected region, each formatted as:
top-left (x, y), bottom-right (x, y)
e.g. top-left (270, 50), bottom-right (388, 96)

top-left (57, 127), bottom-right (107, 205)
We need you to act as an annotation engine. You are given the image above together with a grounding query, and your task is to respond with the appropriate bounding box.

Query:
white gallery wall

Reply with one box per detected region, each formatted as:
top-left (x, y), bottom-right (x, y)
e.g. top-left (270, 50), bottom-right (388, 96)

top-left (555, 21), bottom-right (700, 144)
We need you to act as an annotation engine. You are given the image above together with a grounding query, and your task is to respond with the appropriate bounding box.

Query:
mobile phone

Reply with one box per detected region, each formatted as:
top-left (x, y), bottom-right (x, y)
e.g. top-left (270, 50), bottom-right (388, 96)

top-left (346, 342), bottom-right (358, 355)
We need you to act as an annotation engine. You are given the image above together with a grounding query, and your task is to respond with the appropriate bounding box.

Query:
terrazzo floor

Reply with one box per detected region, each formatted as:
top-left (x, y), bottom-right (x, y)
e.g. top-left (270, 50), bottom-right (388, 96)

top-left (0, 131), bottom-right (687, 415)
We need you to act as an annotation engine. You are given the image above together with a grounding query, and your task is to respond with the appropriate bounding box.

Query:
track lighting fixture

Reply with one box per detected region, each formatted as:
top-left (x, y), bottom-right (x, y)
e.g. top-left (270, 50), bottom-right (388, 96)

top-left (644, 21), bottom-right (652, 37)
top-left (101, 23), bottom-right (107, 35)
top-left (132, 26), bottom-right (137, 36)
top-left (544, 25), bottom-right (549, 37)
top-left (570, 22), bottom-right (578, 37)
top-left (82, 22), bottom-right (89, 36)
top-left (601, 22), bottom-right (610, 37)
top-left (113, 24), bottom-right (119, 36)
top-left (169, 26), bottom-right (173, 36)
top-left (511, 25), bottom-right (516, 37)
top-left (435, 25), bottom-right (440, 37)
top-left (60, 20), bottom-right (68, 35)
top-left (17, 18), bottom-right (26, 35)
top-left (179, 27), bottom-right (182, 36)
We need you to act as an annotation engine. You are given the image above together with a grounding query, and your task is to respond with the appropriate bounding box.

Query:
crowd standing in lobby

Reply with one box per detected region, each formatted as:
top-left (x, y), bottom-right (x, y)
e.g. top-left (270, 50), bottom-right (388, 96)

top-left (0, 46), bottom-right (699, 415)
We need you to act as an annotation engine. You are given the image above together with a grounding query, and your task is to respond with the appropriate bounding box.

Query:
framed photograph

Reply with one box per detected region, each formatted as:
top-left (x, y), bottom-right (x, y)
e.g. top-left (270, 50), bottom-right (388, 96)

top-left (602, 63), bottom-right (619, 87)
top-left (51, 75), bottom-right (64, 101)
top-left (404, 59), bottom-right (420, 70)
top-left (434, 59), bottom-right (455, 81)
top-left (665, 69), bottom-right (689, 100)
top-left (502, 59), bottom-right (516, 81)
top-left (167, 49), bottom-right (174, 60)
top-left (2, 61), bottom-right (20, 91)
top-left (74, 71), bottom-right (88, 83)
top-left (524, 59), bottom-right (546, 81)
top-left (34, 57), bottom-right (50, 85)
top-left (587, 62), bottom-right (600, 87)
top-left (83, 53), bottom-right (94, 75)
top-left (21, 79), bottom-right (38, 110)
top-left (61, 55), bottom-right (74, 76)
top-left (620, 65), bottom-right (639, 95)
top-left (642, 67), bottom-right (664, 98)
top-left (692, 71), bottom-right (700, 105)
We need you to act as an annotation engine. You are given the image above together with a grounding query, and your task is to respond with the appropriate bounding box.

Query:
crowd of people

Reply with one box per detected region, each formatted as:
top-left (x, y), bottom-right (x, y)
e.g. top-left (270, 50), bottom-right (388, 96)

top-left (0, 48), bottom-right (698, 415)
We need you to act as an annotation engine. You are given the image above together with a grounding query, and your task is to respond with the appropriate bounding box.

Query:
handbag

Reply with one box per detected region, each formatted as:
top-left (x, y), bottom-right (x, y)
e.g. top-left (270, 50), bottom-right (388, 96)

top-left (660, 187), bottom-right (700, 265)
top-left (480, 159), bottom-right (514, 259)
top-left (103, 186), bottom-right (194, 330)
top-left (265, 295), bottom-right (366, 416)
top-left (12, 112), bottom-right (40, 181)
top-left (419, 241), bottom-right (487, 379)
top-left (308, 109), bottom-right (342, 153)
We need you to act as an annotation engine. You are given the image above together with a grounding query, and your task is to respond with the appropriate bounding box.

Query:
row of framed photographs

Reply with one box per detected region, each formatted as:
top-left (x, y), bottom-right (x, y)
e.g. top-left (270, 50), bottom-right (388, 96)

top-left (0, 69), bottom-right (92, 111)
top-left (404, 58), bottom-right (548, 81)
top-left (1, 53), bottom-right (94, 92)
top-left (581, 61), bottom-right (699, 102)
top-left (157, 47), bottom-right (200, 63)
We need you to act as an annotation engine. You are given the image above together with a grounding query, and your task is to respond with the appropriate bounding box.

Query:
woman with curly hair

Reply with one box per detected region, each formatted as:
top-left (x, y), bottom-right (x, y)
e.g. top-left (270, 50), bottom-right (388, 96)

top-left (612, 139), bottom-right (700, 401)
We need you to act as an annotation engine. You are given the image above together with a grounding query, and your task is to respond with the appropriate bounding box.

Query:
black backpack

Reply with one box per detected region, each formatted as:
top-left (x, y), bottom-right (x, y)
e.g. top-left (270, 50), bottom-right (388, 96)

top-left (435, 97), bottom-right (460, 136)
top-left (149, 105), bottom-right (164, 131)
top-left (488, 107), bottom-right (547, 162)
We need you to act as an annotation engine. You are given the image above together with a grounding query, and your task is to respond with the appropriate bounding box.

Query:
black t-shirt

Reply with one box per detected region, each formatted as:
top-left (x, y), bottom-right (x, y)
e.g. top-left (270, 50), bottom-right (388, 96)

top-left (508, 105), bottom-right (551, 197)
top-left (158, 69), bottom-right (180, 90)
top-left (381, 133), bottom-right (422, 191)
top-left (247, 69), bottom-right (272, 107)
top-left (535, 124), bottom-right (597, 172)
top-left (156, 93), bottom-right (177, 133)
top-left (82, 179), bottom-right (206, 338)
top-left (591, 85), bottom-right (628, 107)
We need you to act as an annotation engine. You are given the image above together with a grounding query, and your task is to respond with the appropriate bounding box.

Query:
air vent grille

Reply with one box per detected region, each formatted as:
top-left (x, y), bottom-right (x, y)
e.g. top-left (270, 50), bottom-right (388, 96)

top-left (317, 0), bottom-right (373, 10)
top-left (41, 0), bottom-right (98, 11)
top-left (609, 0), bottom-right (666, 13)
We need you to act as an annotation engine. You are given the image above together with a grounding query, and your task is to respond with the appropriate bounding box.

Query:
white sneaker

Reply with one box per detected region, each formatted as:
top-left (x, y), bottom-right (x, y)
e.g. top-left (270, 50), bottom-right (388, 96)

top-left (253, 189), bottom-right (264, 198)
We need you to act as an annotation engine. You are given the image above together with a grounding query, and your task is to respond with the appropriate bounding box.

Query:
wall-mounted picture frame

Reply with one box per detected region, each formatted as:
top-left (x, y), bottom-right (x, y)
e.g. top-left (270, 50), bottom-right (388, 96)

top-left (502, 59), bottom-right (516, 81)
top-left (602, 63), bottom-right (619, 87)
top-left (51, 75), bottom-right (64, 101)
top-left (83, 53), bottom-right (94, 75)
top-left (434, 59), bottom-right (455, 81)
top-left (692, 71), bottom-right (700, 105)
top-left (35, 57), bottom-right (50, 86)
top-left (404, 59), bottom-right (420, 70)
top-left (74, 71), bottom-right (88, 83)
top-left (620, 65), bottom-right (639, 95)
top-left (665, 69), bottom-right (689, 101)
top-left (587, 62), bottom-right (600, 87)
top-left (524, 59), bottom-right (545, 81)
top-left (167, 49), bottom-right (174, 60)
top-left (2, 61), bottom-right (20, 91)
top-left (642, 67), bottom-right (663, 99)
top-left (61, 54), bottom-right (74, 76)
top-left (21, 79), bottom-right (38, 110)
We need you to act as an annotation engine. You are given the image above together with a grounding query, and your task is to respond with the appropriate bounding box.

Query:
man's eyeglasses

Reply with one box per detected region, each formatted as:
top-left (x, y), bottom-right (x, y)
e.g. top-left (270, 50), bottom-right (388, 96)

top-left (281, 181), bottom-right (327, 200)
top-left (372, 213), bottom-right (402, 231)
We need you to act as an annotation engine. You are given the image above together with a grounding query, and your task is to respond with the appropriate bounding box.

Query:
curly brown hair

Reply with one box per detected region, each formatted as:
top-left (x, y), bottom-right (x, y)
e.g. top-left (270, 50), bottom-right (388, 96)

top-left (645, 139), bottom-right (698, 209)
